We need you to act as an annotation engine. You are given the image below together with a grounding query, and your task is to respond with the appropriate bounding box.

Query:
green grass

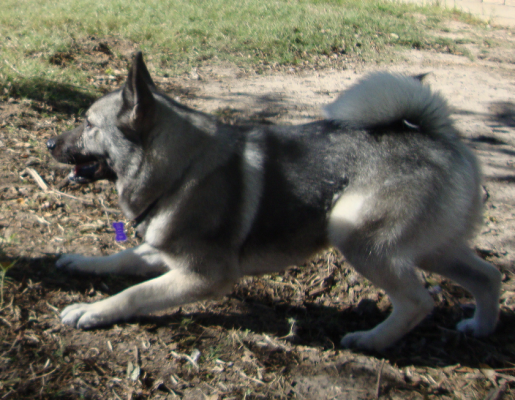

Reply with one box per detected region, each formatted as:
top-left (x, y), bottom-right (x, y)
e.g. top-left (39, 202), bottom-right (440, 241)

top-left (0, 0), bottom-right (484, 105)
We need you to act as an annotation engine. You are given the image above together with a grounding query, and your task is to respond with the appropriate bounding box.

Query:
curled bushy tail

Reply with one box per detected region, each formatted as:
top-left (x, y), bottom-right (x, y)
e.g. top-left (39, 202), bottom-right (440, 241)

top-left (323, 72), bottom-right (455, 138)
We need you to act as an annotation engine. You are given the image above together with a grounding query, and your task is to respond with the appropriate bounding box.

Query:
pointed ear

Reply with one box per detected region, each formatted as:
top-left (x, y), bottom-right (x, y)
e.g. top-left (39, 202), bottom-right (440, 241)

top-left (132, 51), bottom-right (157, 91)
top-left (118, 52), bottom-right (156, 135)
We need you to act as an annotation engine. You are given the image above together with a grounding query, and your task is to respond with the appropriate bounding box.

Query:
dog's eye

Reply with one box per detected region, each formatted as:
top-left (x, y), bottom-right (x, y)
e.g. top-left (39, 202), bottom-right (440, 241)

top-left (85, 119), bottom-right (92, 129)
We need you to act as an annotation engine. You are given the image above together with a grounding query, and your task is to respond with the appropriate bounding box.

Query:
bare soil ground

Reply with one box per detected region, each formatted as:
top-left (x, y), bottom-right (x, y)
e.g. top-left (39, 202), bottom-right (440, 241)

top-left (1, 23), bottom-right (515, 399)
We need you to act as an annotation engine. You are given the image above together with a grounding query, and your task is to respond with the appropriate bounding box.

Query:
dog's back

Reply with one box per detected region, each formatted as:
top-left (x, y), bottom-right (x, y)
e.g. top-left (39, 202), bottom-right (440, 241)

top-left (241, 73), bottom-right (482, 267)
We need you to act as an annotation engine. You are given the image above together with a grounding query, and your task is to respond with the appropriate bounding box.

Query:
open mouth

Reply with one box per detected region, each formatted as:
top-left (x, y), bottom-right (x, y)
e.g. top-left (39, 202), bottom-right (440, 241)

top-left (68, 160), bottom-right (116, 183)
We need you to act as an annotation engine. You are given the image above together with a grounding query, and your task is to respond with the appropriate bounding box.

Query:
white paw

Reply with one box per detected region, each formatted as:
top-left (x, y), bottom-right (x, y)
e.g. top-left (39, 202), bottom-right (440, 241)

top-left (341, 330), bottom-right (387, 352)
top-left (56, 254), bottom-right (89, 272)
top-left (61, 301), bottom-right (113, 329)
top-left (456, 318), bottom-right (496, 337)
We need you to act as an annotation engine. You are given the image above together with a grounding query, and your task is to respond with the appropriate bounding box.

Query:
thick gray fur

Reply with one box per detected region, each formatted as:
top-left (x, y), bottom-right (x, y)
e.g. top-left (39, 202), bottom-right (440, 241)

top-left (47, 54), bottom-right (501, 351)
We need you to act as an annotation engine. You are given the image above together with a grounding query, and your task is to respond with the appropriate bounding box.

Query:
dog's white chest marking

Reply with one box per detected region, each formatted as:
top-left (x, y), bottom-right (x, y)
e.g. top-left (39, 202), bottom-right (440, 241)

top-left (145, 210), bottom-right (174, 246)
top-left (327, 192), bottom-right (368, 245)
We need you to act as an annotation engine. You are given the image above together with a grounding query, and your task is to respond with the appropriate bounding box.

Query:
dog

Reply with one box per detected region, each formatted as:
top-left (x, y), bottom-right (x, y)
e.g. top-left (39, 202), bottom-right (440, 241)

top-left (46, 52), bottom-right (502, 351)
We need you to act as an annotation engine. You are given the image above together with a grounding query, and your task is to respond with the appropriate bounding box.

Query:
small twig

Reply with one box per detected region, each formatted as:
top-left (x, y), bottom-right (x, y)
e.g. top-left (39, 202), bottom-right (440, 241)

top-left (100, 198), bottom-right (111, 226)
top-left (20, 168), bottom-right (48, 191)
top-left (0, 316), bottom-right (12, 328)
top-left (34, 215), bottom-right (50, 226)
top-left (484, 379), bottom-right (507, 400)
top-left (0, 260), bottom-right (16, 307)
top-left (134, 345), bottom-right (140, 367)
top-left (170, 350), bottom-right (200, 371)
top-left (114, 242), bottom-right (127, 250)
top-left (239, 370), bottom-right (265, 385)
top-left (376, 359), bottom-right (385, 399)
top-left (46, 302), bottom-right (59, 313)
top-left (267, 280), bottom-right (297, 289)
top-left (49, 189), bottom-right (94, 206)
top-left (112, 389), bottom-right (123, 400)
top-left (26, 367), bottom-right (59, 381)
top-left (277, 320), bottom-right (297, 340)
top-left (494, 373), bottom-right (515, 383)
top-left (263, 334), bottom-right (290, 350)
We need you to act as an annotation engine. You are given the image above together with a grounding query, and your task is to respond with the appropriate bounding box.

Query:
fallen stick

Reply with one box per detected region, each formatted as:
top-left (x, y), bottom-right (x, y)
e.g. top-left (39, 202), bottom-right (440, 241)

top-left (48, 189), bottom-right (95, 206)
top-left (376, 359), bottom-right (385, 399)
top-left (20, 167), bottom-right (48, 191)
top-left (20, 167), bottom-right (95, 206)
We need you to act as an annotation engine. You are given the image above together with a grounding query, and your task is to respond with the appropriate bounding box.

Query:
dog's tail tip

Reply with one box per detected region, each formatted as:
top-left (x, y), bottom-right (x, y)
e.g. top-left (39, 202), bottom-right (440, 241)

top-left (323, 71), bottom-right (454, 138)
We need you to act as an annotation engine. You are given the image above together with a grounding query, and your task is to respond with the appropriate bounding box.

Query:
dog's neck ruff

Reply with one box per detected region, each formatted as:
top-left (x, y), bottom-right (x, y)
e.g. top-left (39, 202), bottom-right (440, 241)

top-left (133, 198), bottom-right (159, 227)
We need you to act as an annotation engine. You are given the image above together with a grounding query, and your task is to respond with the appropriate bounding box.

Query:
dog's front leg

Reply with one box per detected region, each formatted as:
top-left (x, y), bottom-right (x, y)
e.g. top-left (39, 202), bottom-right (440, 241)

top-left (60, 262), bottom-right (237, 329)
top-left (56, 243), bottom-right (166, 276)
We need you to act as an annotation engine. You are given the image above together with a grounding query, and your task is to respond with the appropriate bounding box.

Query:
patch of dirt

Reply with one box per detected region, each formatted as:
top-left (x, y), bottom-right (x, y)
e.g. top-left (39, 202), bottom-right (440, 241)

top-left (1, 33), bottom-right (515, 399)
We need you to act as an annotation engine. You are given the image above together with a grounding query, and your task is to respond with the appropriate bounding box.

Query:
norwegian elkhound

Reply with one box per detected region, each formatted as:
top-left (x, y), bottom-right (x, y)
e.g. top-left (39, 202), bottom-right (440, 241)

top-left (47, 52), bottom-right (502, 351)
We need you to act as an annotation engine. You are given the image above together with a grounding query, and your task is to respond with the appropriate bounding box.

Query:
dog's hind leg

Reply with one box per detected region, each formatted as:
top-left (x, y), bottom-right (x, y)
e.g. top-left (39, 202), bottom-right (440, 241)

top-left (419, 243), bottom-right (502, 337)
top-left (339, 256), bottom-right (434, 351)
top-left (328, 192), bottom-right (434, 351)
top-left (56, 243), bottom-right (167, 276)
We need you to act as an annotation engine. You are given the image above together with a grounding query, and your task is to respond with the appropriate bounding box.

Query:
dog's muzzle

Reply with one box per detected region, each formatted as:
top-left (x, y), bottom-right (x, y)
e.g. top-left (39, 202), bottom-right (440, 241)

top-left (46, 134), bottom-right (117, 184)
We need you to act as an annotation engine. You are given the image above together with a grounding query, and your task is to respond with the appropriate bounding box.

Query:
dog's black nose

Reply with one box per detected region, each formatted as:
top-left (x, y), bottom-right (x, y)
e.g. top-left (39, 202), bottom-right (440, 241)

top-left (46, 138), bottom-right (56, 151)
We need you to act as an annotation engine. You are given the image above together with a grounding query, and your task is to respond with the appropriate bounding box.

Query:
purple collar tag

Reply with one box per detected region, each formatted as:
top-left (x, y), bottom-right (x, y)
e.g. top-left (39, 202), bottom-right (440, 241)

top-left (112, 222), bottom-right (127, 242)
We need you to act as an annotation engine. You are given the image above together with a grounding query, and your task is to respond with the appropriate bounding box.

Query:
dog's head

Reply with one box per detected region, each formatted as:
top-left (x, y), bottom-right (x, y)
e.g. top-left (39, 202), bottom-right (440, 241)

top-left (47, 52), bottom-right (157, 184)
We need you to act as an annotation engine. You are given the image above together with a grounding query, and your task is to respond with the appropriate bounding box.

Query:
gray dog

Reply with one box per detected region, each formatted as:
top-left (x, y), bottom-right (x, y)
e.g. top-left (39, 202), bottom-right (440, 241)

top-left (47, 52), bottom-right (501, 351)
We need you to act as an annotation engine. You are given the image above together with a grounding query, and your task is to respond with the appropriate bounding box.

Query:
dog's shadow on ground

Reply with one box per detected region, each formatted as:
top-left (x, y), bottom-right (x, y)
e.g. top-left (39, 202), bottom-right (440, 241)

top-left (488, 101), bottom-right (515, 129)
top-left (4, 255), bottom-right (515, 369)
top-left (7, 77), bottom-right (101, 115)
top-left (137, 298), bottom-right (515, 369)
